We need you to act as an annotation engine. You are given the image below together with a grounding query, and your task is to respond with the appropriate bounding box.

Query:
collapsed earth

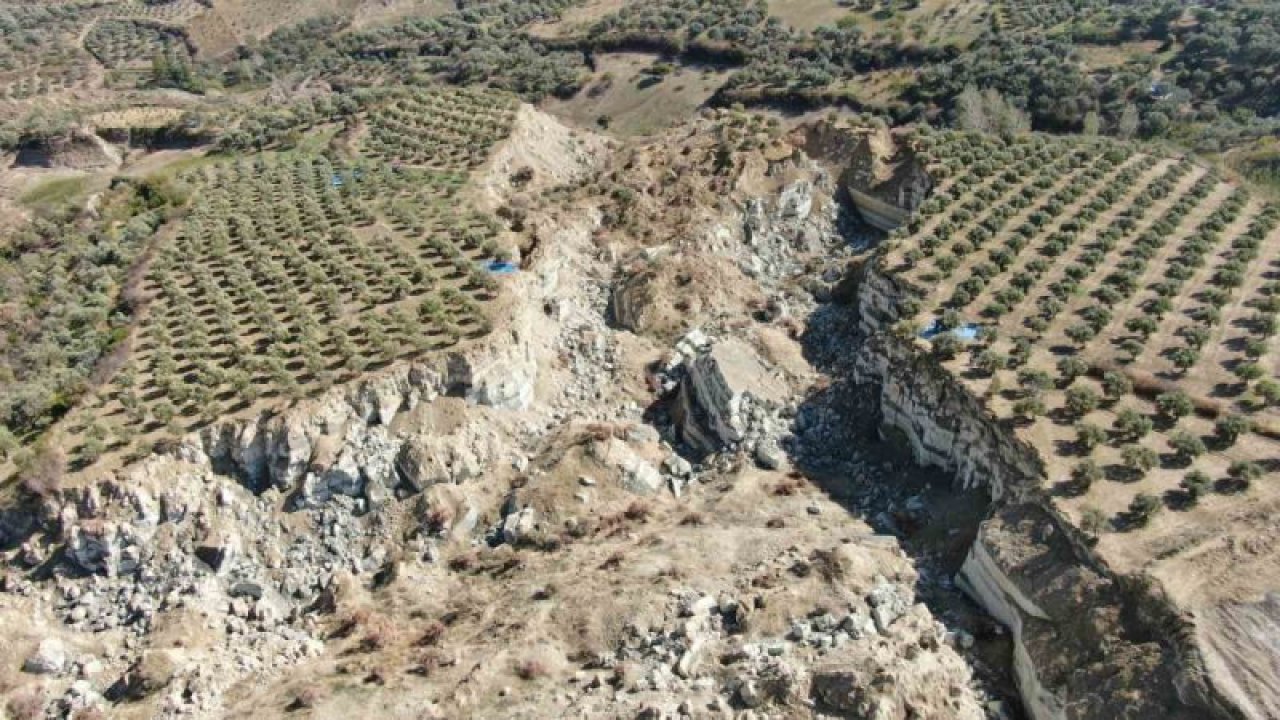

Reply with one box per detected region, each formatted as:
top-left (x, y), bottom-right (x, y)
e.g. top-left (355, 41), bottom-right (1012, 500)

top-left (2, 1), bottom-right (1280, 719)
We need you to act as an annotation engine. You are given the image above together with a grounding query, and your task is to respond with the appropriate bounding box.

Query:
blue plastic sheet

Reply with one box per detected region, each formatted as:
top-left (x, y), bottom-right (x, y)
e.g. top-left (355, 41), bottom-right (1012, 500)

top-left (920, 319), bottom-right (981, 341)
top-left (484, 260), bottom-right (518, 274)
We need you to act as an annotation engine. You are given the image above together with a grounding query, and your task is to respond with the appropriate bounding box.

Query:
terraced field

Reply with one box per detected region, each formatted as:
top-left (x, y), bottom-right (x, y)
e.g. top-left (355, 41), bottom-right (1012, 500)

top-left (0, 2), bottom-right (99, 100)
top-left (0, 63), bottom-right (94, 101)
top-left (84, 18), bottom-right (191, 68)
top-left (879, 130), bottom-right (1280, 536)
top-left (358, 86), bottom-right (519, 168)
top-left (55, 86), bottom-right (518, 469)
top-left (103, 0), bottom-right (208, 24)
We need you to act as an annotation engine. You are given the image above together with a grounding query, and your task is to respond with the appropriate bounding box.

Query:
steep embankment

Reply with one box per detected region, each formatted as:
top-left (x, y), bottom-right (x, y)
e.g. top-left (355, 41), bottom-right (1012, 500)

top-left (850, 252), bottom-right (1248, 720)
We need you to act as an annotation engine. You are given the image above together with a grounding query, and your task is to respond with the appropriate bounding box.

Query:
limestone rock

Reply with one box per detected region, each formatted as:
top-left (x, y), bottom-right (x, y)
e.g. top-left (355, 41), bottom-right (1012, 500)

top-left (622, 457), bottom-right (663, 495)
top-left (468, 355), bottom-right (536, 410)
top-left (778, 179), bottom-right (814, 220)
top-left (195, 525), bottom-right (240, 574)
top-left (590, 437), bottom-right (664, 495)
top-left (397, 436), bottom-right (483, 492)
top-left (501, 507), bottom-right (537, 545)
top-left (66, 522), bottom-right (143, 576)
top-left (675, 338), bottom-right (786, 453)
top-left (868, 580), bottom-right (910, 633)
top-left (674, 638), bottom-right (705, 679)
top-left (24, 638), bottom-right (67, 675)
top-left (754, 441), bottom-right (784, 470)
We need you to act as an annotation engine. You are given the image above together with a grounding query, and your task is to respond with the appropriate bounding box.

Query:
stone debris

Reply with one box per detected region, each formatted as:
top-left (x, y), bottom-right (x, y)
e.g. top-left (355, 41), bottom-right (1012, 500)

top-left (24, 638), bottom-right (68, 675)
top-left (0, 112), bottom-right (1011, 720)
top-left (500, 506), bottom-right (537, 545)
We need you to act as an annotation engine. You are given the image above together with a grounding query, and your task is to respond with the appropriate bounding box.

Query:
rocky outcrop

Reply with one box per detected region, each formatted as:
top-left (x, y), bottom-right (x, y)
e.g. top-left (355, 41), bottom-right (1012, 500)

top-left (24, 639), bottom-right (69, 675)
top-left (14, 128), bottom-right (122, 169)
top-left (586, 435), bottom-right (665, 495)
top-left (798, 121), bottom-right (932, 231)
top-left (956, 504), bottom-right (1232, 720)
top-left (674, 337), bottom-right (788, 455)
top-left (852, 260), bottom-right (1043, 500)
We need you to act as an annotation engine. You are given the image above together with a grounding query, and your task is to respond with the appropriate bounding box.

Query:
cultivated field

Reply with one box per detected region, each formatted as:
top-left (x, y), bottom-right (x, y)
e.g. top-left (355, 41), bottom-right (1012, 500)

top-left (0, 2), bottom-right (97, 100)
top-left (48, 86), bottom-right (519, 474)
top-left (102, 0), bottom-right (209, 24)
top-left (358, 86), bottom-right (518, 168)
top-left (84, 18), bottom-right (191, 70)
top-left (879, 130), bottom-right (1280, 551)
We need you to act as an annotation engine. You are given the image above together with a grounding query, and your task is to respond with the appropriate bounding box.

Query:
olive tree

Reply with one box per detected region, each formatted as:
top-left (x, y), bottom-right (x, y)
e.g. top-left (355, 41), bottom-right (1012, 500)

top-left (1155, 391), bottom-right (1194, 421)
top-left (1180, 470), bottom-right (1212, 503)
top-left (1121, 444), bottom-right (1158, 477)
top-left (1127, 492), bottom-right (1162, 527)
top-left (1114, 408), bottom-right (1153, 441)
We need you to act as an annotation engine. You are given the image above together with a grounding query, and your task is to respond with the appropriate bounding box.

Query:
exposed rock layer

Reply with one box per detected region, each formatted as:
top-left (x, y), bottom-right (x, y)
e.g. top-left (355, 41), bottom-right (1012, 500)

top-left (851, 257), bottom-right (1250, 720)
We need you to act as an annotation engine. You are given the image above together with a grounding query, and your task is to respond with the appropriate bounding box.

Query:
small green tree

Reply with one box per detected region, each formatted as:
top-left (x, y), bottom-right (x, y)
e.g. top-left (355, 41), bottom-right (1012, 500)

top-left (1229, 460), bottom-right (1263, 487)
top-left (1181, 470), bottom-right (1212, 503)
top-left (1234, 363), bottom-right (1264, 382)
top-left (1181, 326), bottom-right (1210, 350)
top-left (1121, 444), bottom-right (1158, 477)
top-left (931, 334), bottom-right (962, 360)
top-left (1169, 347), bottom-right (1200, 374)
top-left (1071, 460), bottom-right (1103, 493)
top-left (1256, 379), bottom-right (1280, 407)
top-left (1017, 368), bottom-right (1053, 395)
top-left (1215, 414), bottom-right (1252, 447)
top-left (971, 350), bottom-right (1007, 376)
top-left (1127, 492), bottom-right (1162, 527)
top-left (1064, 387), bottom-right (1101, 418)
top-left (1114, 408), bottom-right (1153, 441)
top-left (1081, 505), bottom-right (1108, 535)
top-left (1012, 396), bottom-right (1047, 420)
top-left (153, 401), bottom-right (176, 427)
top-left (1118, 338), bottom-right (1144, 363)
top-left (1102, 371), bottom-right (1132, 401)
top-left (1168, 430), bottom-right (1206, 463)
top-left (1126, 316), bottom-right (1158, 338)
top-left (1075, 422), bottom-right (1107, 452)
top-left (1056, 356), bottom-right (1089, 383)
top-left (80, 435), bottom-right (106, 464)
top-left (1065, 324), bottom-right (1095, 346)
top-left (1155, 391), bottom-right (1194, 421)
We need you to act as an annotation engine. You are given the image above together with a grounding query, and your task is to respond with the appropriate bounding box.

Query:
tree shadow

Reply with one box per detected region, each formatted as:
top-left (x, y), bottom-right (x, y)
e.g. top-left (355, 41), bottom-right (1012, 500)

top-left (1215, 477), bottom-right (1251, 495)
top-left (1104, 463), bottom-right (1142, 484)
top-left (1162, 489), bottom-right (1195, 512)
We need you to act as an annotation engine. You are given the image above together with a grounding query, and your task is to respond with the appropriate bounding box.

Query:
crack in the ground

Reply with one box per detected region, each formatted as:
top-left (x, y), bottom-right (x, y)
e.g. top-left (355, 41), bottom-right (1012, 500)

top-left (787, 279), bottom-right (1027, 719)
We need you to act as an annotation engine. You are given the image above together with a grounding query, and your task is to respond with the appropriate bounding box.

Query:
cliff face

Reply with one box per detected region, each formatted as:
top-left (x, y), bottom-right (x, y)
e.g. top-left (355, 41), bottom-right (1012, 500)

top-left (851, 332), bottom-right (1045, 502)
top-left (956, 504), bottom-right (1232, 720)
top-left (796, 121), bottom-right (932, 232)
top-left (850, 259), bottom-right (1242, 720)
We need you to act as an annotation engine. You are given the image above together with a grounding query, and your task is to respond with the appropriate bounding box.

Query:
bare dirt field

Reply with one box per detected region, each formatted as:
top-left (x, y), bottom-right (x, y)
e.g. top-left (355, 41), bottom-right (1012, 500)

top-left (526, 0), bottom-right (629, 39)
top-left (544, 53), bottom-right (731, 137)
top-left (766, 0), bottom-right (852, 31)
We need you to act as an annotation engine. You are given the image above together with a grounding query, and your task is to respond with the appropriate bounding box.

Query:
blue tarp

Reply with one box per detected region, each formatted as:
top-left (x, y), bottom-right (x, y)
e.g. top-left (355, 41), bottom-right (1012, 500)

top-left (484, 260), bottom-right (518, 275)
top-left (331, 171), bottom-right (362, 187)
top-left (920, 319), bottom-right (982, 341)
